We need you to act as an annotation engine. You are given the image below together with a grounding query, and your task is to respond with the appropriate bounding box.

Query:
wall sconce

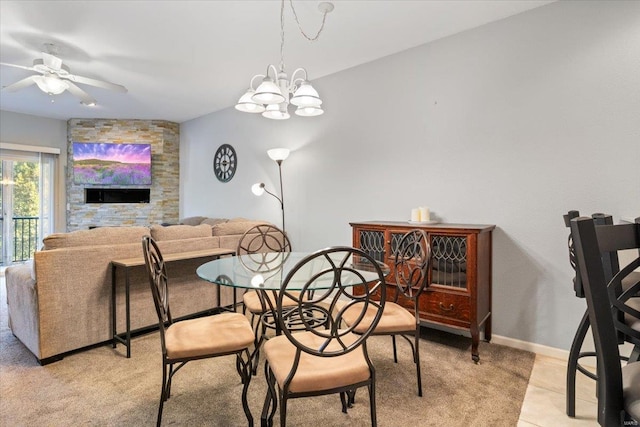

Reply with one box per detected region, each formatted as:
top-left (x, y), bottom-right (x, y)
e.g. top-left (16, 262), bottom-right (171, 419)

top-left (252, 148), bottom-right (290, 232)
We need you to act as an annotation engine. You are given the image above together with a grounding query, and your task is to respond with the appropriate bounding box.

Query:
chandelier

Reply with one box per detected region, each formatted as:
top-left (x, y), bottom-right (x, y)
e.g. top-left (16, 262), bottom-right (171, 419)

top-left (235, 0), bottom-right (334, 120)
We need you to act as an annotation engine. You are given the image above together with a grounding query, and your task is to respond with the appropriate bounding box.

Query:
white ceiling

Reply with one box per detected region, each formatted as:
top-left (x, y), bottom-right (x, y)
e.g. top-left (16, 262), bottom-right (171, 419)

top-left (0, 0), bottom-right (555, 123)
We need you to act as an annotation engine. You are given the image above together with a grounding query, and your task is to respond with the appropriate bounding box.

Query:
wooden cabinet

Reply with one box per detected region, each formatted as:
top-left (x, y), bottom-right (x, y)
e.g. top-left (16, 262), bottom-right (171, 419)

top-left (350, 221), bottom-right (495, 362)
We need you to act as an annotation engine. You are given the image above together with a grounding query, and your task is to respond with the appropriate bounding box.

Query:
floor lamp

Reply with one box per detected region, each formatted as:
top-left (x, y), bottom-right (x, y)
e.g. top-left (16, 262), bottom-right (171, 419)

top-left (252, 148), bottom-right (289, 233)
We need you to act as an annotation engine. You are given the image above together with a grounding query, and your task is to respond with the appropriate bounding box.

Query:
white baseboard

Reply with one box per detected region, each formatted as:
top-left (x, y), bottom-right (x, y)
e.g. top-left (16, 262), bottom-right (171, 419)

top-left (491, 334), bottom-right (573, 361)
top-left (421, 323), bottom-right (576, 362)
top-left (492, 334), bottom-right (635, 370)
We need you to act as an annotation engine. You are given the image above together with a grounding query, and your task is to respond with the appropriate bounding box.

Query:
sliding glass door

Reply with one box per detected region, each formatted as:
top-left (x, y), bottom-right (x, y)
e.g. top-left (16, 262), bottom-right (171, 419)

top-left (0, 149), bottom-right (56, 266)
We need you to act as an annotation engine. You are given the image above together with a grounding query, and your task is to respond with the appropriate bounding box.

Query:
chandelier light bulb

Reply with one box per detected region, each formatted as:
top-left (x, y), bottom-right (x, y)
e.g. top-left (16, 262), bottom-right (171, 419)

top-left (295, 106), bottom-right (324, 117)
top-left (262, 103), bottom-right (290, 120)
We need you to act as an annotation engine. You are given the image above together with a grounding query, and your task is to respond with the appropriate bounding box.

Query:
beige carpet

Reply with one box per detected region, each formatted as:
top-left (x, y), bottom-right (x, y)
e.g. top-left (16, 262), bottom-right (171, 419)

top-left (0, 279), bottom-right (534, 426)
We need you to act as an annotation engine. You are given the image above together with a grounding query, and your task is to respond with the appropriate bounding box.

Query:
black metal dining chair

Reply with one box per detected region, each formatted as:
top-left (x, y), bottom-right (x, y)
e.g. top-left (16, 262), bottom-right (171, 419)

top-left (236, 224), bottom-right (294, 374)
top-left (237, 224), bottom-right (293, 318)
top-left (564, 211), bottom-right (640, 417)
top-left (142, 236), bottom-right (255, 426)
top-left (261, 246), bottom-right (387, 427)
top-left (340, 229), bottom-right (430, 397)
top-left (570, 216), bottom-right (640, 426)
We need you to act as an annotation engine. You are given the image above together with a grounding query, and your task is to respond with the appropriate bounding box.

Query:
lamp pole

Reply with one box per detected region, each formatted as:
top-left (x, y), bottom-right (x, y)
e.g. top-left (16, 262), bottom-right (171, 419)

top-left (276, 159), bottom-right (285, 234)
top-left (253, 148), bottom-right (289, 234)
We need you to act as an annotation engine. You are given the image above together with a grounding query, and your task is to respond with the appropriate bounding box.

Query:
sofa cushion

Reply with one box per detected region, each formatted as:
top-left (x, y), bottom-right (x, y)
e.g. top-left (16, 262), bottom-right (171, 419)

top-left (211, 220), bottom-right (270, 236)
top-left (228, 217), bottom-right (252, 222)
top-left (179, 216), bottom-right (207, 226)
top-left (200, 217), bottom-right (229, 227)
top-left (43, 226), bottom-right (150, 250)
top-left (150, 224), bottom-right (212, 241)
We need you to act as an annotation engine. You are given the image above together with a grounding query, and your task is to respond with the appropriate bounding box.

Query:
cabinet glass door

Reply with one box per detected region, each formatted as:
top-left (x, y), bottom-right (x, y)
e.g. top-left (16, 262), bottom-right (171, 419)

top-left (357, 230), bottom-right (385, 262)
top-left (430, 234), bottom-right (468, 290)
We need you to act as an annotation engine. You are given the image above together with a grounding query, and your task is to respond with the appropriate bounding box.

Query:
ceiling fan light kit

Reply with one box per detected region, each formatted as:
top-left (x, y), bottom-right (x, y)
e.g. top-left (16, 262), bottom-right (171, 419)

top-left (236, 0), bottom-right (333, 120)
top-left (1, 45), bottom-right (127, 107)
top-left (32, 75), bottom-right (69, 95)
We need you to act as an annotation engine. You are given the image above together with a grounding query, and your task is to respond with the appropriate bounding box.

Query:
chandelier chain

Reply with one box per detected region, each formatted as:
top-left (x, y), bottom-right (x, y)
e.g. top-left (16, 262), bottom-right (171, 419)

top-left (280, 0), bottom-right (286, 72)
top-left (288, 0), bottom-right (329, 42)
top-left (279, 0), bottom-right (331, 72)
top-left (236, 0), bottom-right (327, 119)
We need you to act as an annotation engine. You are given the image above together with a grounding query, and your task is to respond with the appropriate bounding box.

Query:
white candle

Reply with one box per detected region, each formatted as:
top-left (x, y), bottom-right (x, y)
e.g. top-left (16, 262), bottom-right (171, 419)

top-left (411, 208), bottom-right (420, 222)
top-left (419, 207), bottom-right (430, 222)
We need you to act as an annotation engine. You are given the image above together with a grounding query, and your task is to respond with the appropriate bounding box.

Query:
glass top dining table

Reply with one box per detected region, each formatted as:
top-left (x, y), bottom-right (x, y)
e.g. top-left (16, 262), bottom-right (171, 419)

top-left (196, 251), bottom-right (389, 291)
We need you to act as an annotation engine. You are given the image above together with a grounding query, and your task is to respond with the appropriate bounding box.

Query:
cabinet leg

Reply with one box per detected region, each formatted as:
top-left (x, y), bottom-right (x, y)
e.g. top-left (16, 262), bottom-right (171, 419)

top-left (471, 324), bottom-right (480, 363)
top-left (484, 315), bottom-right (492, 342)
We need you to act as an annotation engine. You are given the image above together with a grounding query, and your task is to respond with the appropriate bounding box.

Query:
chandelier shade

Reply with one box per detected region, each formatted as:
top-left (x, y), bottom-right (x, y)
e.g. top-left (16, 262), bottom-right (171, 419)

top-left (262, 103), bottom-right (290, 120)
top-left (235, 0), bottom-right (333, 120)
top-left (252, 77), bottom-right (286, 105)
top-left (290, 81), bottom-right (322, 107)
top-left (235, 89), bottom-right (266, 113)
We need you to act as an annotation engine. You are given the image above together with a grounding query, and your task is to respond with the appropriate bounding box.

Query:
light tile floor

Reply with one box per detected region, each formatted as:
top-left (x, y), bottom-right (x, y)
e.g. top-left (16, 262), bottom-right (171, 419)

top-left (518, 354), bottom-right (598, 426)
top-left (0, 270), bottom-right (598, 426)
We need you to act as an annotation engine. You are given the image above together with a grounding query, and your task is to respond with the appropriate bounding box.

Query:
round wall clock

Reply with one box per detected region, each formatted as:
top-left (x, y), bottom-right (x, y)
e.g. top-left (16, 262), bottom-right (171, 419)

top-left (213, 144), bottom-right (237, 182)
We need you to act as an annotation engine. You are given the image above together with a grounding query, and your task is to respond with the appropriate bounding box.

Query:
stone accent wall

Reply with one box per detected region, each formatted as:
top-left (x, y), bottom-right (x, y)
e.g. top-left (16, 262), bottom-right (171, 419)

top-left (67, 119), bottom-right (179, 231)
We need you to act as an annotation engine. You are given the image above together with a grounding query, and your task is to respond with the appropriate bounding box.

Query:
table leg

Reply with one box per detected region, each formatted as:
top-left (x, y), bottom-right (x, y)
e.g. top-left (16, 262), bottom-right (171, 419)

top-left (125, 267), bottom-right (131, 358)
top-left (111, 264), bottom-right (117, 348)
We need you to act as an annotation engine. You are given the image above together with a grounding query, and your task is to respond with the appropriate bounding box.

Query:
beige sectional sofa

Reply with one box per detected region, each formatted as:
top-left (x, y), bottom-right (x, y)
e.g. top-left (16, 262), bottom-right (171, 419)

top-left (5, 218), bottom-right (268, 364)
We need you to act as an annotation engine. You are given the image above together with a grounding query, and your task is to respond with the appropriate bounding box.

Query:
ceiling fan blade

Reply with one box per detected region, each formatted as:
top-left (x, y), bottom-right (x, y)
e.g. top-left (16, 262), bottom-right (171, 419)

top-left (2, 76), bottom-right (37, 92)
top-left (65, 81), bottom-right (97, 105)
top-left (66, 74), bottom-right (128, 93)
top-left (42, 52), bottom-right (63, 71)
top-left (0, 62), bottom-right (38, 72)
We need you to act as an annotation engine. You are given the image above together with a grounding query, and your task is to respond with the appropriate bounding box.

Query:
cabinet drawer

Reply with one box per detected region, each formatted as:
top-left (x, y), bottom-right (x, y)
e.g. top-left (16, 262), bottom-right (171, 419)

top-left (419, 291), bottom-right (470, 323)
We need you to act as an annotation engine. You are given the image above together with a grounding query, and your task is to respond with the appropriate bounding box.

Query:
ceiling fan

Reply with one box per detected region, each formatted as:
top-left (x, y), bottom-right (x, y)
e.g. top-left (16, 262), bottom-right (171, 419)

top-left (0, 46), bottom-right (127, 106)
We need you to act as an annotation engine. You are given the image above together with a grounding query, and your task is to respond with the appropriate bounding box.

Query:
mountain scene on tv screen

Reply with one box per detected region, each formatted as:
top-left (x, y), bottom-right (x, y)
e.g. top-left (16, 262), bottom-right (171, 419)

top-left (73, 143), bottom-right (152, 185)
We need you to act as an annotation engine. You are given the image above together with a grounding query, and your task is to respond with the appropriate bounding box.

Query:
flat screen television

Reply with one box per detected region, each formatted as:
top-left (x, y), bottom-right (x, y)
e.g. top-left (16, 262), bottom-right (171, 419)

top-left (73, 142), bottom-right (152, 185)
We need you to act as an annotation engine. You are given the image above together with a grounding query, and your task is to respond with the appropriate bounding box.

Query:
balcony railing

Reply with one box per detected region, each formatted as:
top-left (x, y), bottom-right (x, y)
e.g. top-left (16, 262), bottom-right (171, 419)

top-left (0, 216), bottom-right (39, 264)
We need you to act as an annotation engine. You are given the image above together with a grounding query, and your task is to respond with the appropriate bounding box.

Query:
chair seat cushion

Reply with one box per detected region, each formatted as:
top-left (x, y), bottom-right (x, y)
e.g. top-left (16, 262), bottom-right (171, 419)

top-left (622, 361), bottom-right (640, 420)
top-left (243, 290), bottom-right (300, 314)
top-left (622, 272), bottom-right (640, 332)
top-left (264, 331), bottom-right (370, 393)
top-left (626, 297), bottom-right (640, 332)
top-left (341, 301), bottom-right (416, 334)
top-left (165, 312), bottom-right (254, 360)
top-left (622, 271), bottom-right (640, 294)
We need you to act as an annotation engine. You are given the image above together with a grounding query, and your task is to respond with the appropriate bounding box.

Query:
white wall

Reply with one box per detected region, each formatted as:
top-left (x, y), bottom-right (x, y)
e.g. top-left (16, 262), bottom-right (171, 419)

top-left (0, 110), bottom-right (68, 231)
top-left (180, 1), bottom-right (640, 350)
